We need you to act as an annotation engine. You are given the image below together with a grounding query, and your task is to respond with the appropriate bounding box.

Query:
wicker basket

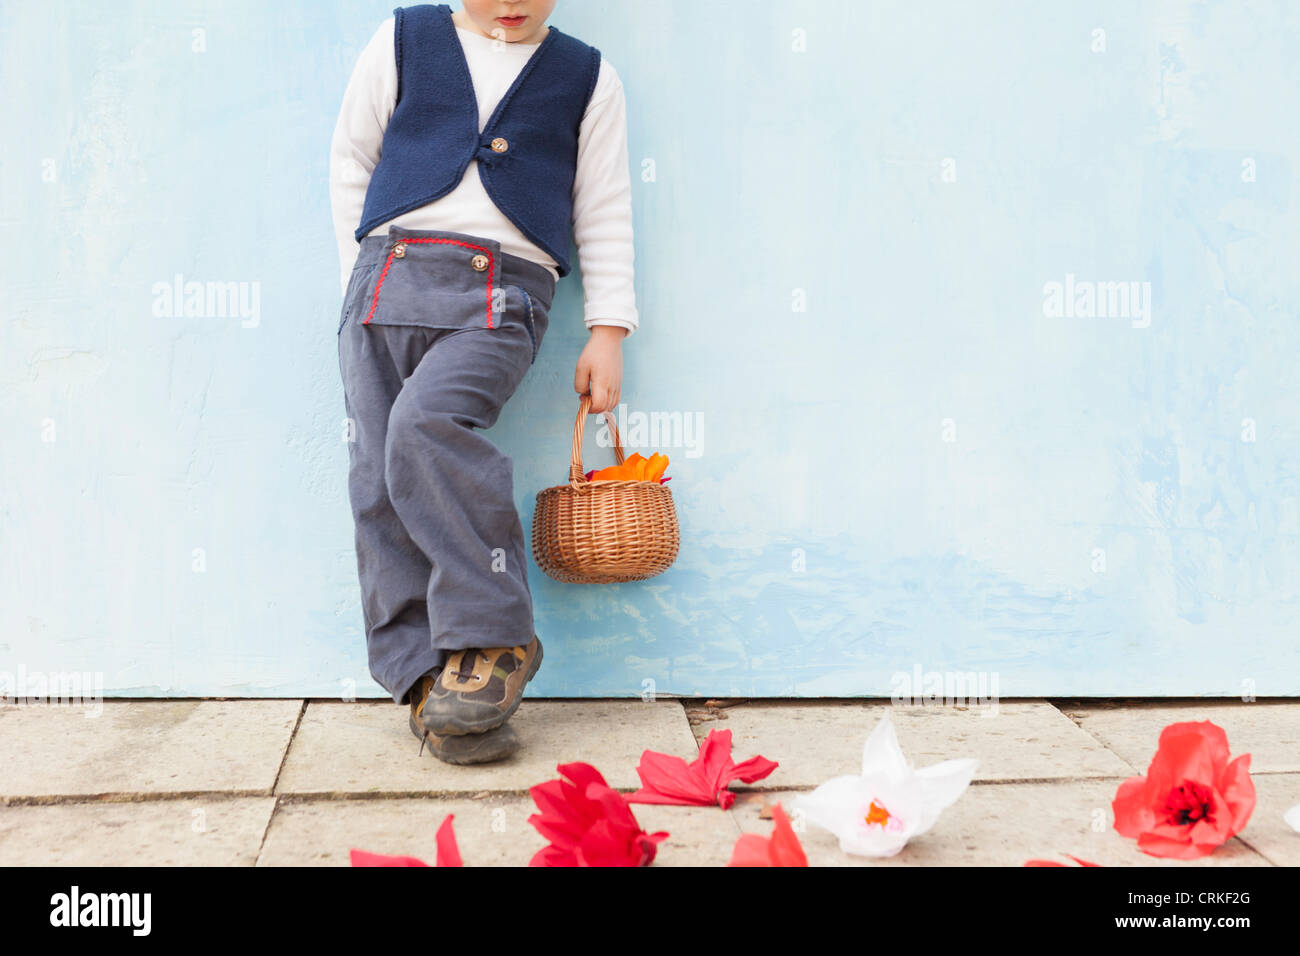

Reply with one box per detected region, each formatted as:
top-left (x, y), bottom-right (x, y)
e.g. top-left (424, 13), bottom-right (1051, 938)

top-left (532, 394), bottom-right (680, 583)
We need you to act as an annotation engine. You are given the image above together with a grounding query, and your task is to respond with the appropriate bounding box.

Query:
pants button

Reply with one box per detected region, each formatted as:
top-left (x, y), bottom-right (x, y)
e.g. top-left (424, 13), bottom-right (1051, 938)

top-left (471, 254), bottom-right (489, 272)
top-left (393, 243), bottom-right (406, 258)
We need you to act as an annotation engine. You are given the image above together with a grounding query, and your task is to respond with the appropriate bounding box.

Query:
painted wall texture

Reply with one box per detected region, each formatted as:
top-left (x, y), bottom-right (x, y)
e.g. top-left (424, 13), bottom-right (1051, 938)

top-left (3, 0), bottom-right (1299, 699)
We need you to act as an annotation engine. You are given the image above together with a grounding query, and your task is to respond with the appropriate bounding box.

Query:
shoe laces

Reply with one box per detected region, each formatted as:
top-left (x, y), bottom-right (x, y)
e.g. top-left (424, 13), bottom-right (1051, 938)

top-left (452, 651), bottom-right (490, 683)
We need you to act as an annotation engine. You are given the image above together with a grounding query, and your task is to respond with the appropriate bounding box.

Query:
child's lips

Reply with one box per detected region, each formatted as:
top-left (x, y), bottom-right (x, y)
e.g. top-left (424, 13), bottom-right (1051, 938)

top-left (496, 15), bottom-right (527, 28)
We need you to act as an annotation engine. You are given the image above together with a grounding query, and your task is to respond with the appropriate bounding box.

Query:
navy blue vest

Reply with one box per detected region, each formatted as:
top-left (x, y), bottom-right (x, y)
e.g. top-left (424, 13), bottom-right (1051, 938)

top-left (354, 4), bottom-right (601, 276)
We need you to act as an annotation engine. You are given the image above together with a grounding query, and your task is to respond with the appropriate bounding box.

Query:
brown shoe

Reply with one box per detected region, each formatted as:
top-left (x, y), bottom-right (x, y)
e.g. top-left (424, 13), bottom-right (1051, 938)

top-left (408, 671), bottom-right (520, 765)
top-left (419, 635), bottom-right (543, 736)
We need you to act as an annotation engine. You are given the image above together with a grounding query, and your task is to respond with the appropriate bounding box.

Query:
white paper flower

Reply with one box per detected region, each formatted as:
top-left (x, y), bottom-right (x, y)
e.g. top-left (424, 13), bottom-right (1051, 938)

top-left (792, 709), bottom-right (978, 857)
top-left (1285, 803), bottom-right (1300, 834)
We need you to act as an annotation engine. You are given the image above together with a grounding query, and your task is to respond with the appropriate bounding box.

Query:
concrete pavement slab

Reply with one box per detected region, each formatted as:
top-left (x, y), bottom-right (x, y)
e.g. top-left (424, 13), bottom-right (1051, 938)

top-left (704, 700), bottom-right (1136, 789)
top-left (731, 782), bottom-right (1271, 867)
top-left (1061, 700), bottom-right (1300, 774)
top-left (275, 700), bottom-right (698, 795)
top-left (0, 701), bottom-right (302, 799)
top-left (1233, 773), bottom-right (1300, 866)
top-left (0, 797), bottom-right (276, 866)
top-left (258, 794), bottom-right (738, 866)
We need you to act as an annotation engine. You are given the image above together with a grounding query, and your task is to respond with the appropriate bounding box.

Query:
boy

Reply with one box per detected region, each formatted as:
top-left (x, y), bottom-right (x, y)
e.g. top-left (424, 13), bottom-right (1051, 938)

top-left (329, 1), bottom-right (637, 763)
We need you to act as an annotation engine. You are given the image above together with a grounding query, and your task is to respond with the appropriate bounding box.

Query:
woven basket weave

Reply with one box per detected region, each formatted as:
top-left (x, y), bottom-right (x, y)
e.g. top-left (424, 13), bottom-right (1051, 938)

top-left (532, 394), bottom-right (680, 583)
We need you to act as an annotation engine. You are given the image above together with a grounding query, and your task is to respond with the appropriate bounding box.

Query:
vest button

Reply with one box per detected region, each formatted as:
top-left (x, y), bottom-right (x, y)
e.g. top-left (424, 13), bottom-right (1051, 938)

top-left (392, 243), bottom-right (406, 258)
top-left (470, 254), bottom-right (490, 272)
top-left (490, 137), bottom-right (509, 153)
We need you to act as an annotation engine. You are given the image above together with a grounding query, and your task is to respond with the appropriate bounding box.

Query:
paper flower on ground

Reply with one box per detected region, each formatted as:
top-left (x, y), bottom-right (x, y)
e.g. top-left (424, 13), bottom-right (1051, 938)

top-left (1024, 854), bottom-right (1100, 867)
top-left (791, 710), bottom-right (977, 858)
top-left (1111, 720), bottom-right (1255, 860)
top-left (728, 804), bottom-right (808, 867)
top-left (628, 728), bottom-right (778, 809)
top-left (584, 452), bottom-right (670, 484)
top-left (528, 762), bottom-right (669, 867)
top-left (350, 814), bottom-right (463, 867)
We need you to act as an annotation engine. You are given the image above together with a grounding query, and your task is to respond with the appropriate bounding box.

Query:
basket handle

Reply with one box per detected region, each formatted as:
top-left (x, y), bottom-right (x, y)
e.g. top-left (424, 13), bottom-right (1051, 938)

top-left (569, 393), bottom-right (625, 488)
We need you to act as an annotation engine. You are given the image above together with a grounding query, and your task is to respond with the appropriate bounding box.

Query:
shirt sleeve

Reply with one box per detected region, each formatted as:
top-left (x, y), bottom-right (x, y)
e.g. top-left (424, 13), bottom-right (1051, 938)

top-left (571, 60), bottom-right (639, 335)
top-left (329, 18), bottom-right (398, 296)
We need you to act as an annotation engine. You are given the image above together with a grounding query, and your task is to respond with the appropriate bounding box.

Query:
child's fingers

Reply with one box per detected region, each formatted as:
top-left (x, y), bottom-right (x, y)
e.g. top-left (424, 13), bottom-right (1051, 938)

top-left (593, 379), bottom-right (624, 414)
top-left (589, 381), bottom-right (613, 413)
top-left (573, 361), bottom-right (591, 396)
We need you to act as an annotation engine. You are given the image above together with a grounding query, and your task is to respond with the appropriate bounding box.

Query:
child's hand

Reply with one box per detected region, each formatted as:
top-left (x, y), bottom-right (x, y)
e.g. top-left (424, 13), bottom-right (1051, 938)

top-left (574, 325), bottom-right (627, 413)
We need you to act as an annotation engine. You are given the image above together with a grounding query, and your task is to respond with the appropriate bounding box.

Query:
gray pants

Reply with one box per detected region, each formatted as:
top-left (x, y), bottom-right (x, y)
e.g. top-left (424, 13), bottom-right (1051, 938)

top-left (337, 227), bottom-right (554, 704)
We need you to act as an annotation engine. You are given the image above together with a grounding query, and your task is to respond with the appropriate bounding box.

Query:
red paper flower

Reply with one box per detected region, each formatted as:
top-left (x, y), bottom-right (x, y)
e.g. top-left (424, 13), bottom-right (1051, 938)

top-left (349, 814), bottom-right (463, 867)
top-left (1024, 854), bottom-right (1100, 867)
top-left (528, 762), bottom-right (668, 867)
top-left (1111, 720), bottom-right (1255, 860)
top-left (628, 729), bottom-right (779, 810)
top-left (728, 804), bottom-right (808, 867)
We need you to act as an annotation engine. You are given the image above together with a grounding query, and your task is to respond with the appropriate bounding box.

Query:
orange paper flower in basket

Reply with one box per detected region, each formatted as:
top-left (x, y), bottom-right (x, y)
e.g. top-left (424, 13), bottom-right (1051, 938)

top-left (586, 452), bottom-right (670, 484)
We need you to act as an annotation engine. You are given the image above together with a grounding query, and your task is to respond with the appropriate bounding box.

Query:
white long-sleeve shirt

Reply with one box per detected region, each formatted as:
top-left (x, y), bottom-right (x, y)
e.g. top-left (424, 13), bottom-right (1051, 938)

top-left (329, 18), bottom-right (638, 334)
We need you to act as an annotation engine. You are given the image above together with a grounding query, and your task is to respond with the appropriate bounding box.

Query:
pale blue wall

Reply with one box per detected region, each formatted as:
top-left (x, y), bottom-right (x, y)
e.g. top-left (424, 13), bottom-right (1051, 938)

top-left (3, 0), bottom-right (1299, 698)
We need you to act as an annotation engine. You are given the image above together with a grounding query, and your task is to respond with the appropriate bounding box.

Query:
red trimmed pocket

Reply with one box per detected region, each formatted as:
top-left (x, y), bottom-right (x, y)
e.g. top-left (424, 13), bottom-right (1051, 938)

top-left (363, 238), bottom-right (498, 331)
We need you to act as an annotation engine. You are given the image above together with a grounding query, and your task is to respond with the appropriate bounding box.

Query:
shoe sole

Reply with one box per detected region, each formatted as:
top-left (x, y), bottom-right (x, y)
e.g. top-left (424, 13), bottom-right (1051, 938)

top-left (408, 713), bottom-right (520, 765)
top-left (421, 639), bottom-right (543, 737)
